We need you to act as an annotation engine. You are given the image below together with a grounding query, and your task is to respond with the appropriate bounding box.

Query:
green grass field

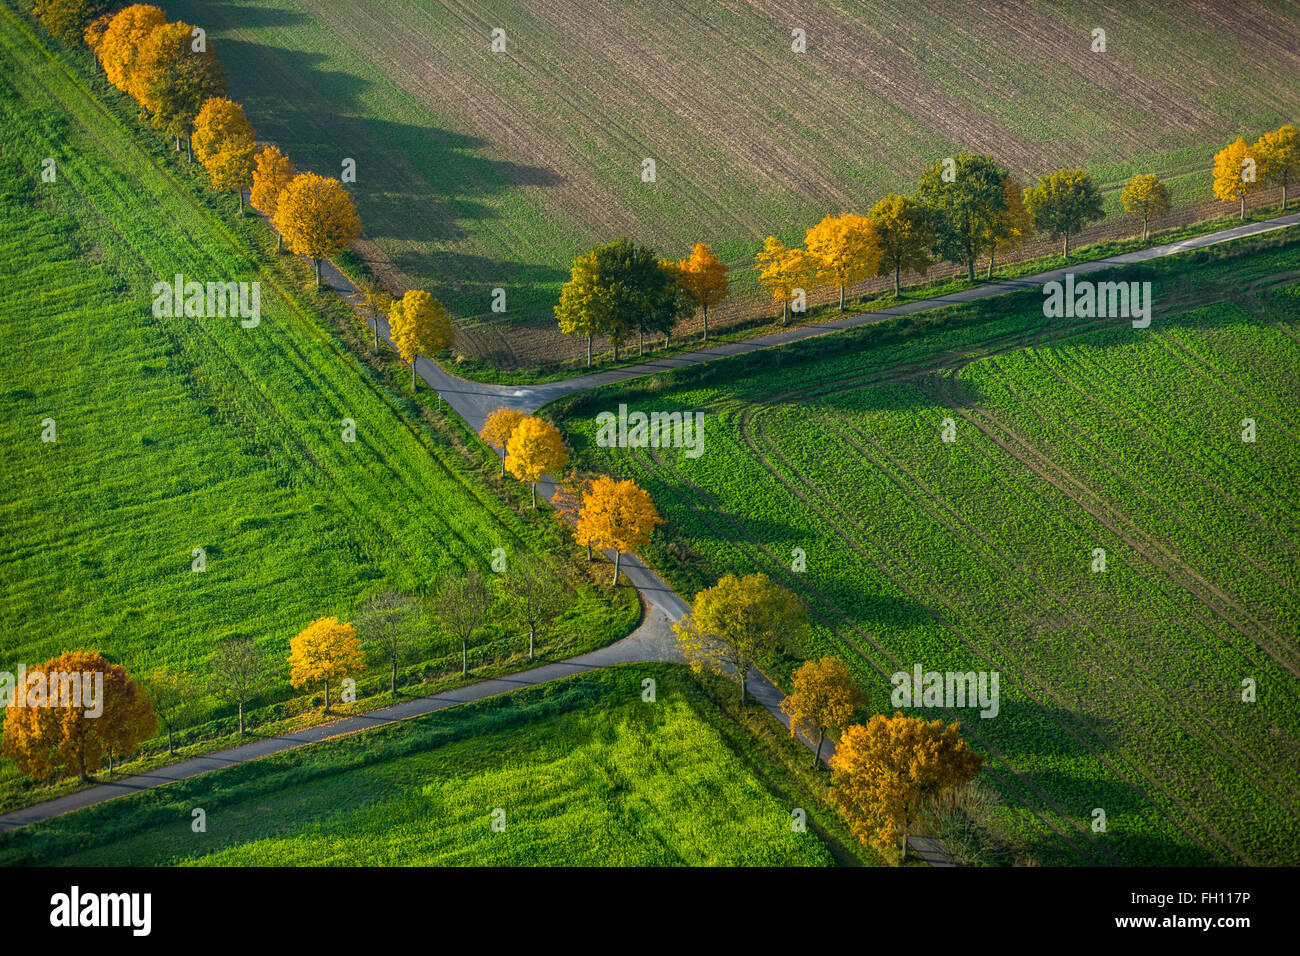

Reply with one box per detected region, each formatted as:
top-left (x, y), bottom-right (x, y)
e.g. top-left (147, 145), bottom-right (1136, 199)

top-left (0, 666), bottom-right (846, 866)
top-left (160, 0), bottom-right (1300, 368)
top-left (0, 6), bottom-right (636, 799)
top-left (555, 234), bottom-right (1300, 866)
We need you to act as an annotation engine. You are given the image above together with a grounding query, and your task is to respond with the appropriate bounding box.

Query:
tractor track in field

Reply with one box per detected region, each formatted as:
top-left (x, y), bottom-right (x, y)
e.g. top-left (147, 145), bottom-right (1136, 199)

top-left (4, 16), bottom-right (529, 593)
top-left (1042, 340), bottom-right (1300, 594)
top-left (928, 370), bottom-right (1300, 682)
top-left (992, 340), bottom-right (1300, 630)
top-left (631, 439), bottom-right (1108, 864)
top-left (741, 403), bottom-right (1249, 864)
top-left (823, 405), bottom-right (1300, 813)
top-left (729, 407), bottom-right (1137, 861)
top-left (1001, 341), bottom-right (1300, 594)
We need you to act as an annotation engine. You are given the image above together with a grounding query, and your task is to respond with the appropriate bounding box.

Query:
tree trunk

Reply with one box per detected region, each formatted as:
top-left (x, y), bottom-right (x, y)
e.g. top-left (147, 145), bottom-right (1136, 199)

top-left (168, 729), bottom-right (174, 756)
top-left (530, 482), bottom-right (537, 508)
top-left (461, 640), bottom-right (468, 676)
top-left (838, 283), bottom-right (845, 311)
top-left (813, 730), bottom-right (824, 768)
top-left (314, 257), bottom-right (322, 286)
top-left (739, 670), bottom-right (747, 704)
top-left (1240, 195), bottom-right (1245, 220)
top-left (895, 263), bottom-right (901, 297)
top-left (238, 700), bottom-right (245, 737)
top-left (987, 251), bottom-right (995, 281)
top-left (586, 544), bottom-right (592, 562)
top-left (108, 750), bottom-right (114, 776)
top-left (500, 453), bottom-right (506, 478)
top-left (613, 341), bottom-right (619, 361)
top-left (323, 682), bottom-right (331, 715)
top-left (967, 255), bottom-right (975, 281)
top-left (702, 304), bottom-right (709, 342)
top-left (1063, 233), bottom-right (1070, 260)
top-left (1283, 183), bottom-right (1288, 211)
top-left (186, 134), bottom-right (192, 163)
top-left (529, 622), bottom-right (536, 661)
top-left (781, 301), bottom-right (788, 326)
top-left (373, 312), bottom-right (380, 349)
top-left (637, 328), bottom-right (643, 355)
top-left (586, 334), bottom-right (592, 367)
top-left (1142, 218), bottom-right (1149, 242)
top-left (612, 550), bottom-right (621, 586)
top-left (276, 232), bottom-right (283, 254)
top-left (412, 361), bottom-right (418, 390)
top-left (391, 658), bottom-right (398, 696)
top-left (237, 188), bottom-right (243, 213)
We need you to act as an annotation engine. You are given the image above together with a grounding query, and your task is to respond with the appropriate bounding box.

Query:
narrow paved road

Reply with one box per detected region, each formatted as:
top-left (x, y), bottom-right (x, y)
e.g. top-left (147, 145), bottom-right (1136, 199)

top-left (354, 211), bottom-right (1300, 433)
top-left (6, 212), bottom-right (1293, 862)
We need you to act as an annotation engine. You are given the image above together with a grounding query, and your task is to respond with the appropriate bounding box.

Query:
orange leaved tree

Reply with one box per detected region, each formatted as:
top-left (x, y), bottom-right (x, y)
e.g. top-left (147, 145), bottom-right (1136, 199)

top-left (99, 4), bottom-right (166, 103)
top-left (288, 617), bottom-right (365, 715)
top-left (1, 649), bottom-right (156, 782)
top-left (36, 0), bottom-right (115, 44)
top-left (673, 242), bottom-right (729, 341)
top-left (574, 474), bottom-right (663, 585)
top-left (137, 20), bottom-right (226, 160)
top-left (250, 145), bottom-right (295, 251)
top-left (781, 656), bottom-right (861, 767)
top-left (273, 172), bottom-right (362, 286)
top-left (479, 406), bottom-right (526, 477)
top-left (193, 97), bottom-right (257, 212)
top-left (505, 416), bottom-right (569, 507)
top-left (830, 713), bottom-right (984, 863)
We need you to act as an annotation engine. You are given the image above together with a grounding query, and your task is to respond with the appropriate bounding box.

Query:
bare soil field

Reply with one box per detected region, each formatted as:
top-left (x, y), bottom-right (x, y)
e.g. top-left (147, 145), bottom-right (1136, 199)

top-left (165, 0), bottom-right (1300, 369)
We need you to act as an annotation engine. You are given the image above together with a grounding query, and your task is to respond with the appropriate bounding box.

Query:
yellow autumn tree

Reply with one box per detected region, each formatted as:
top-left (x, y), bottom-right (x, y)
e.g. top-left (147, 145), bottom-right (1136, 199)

top-left (83, 11), bottom-right (114, 66)
top-left (1213, 137), bottom-right (1263, 220)
top-left (288, 617), bottom-right (365, 714)
top-left (505, 415), bottom-right (569, 507)
top-left (479, 406), bottom-right (526, 477)
top-left (249, 145), bottom-right (295, 251)
top-left (99, 5), bottom-right (166, 103)
top-left (869, 194), bottom-right (934, 297)
top-left (674, 572), bottom-right (803, 704)
top-left (755, 236), bottom-right (816, 325)
top-left (805, 212), bottom-right (882, 311)
top-left (780, 656), bottom-right (862, 767)
top-left (273, 172), bottom-right (362, 286)
top-left (192, 97), bottom-right (256, 212)
top-left (1120, 173), bottom-right (1171, 242)
top-left (1, 649), bottom-right (156, 782)
top-left (830, 713), bottom-right (984, 863)
top-left (1256, 124), bottom-right (1299, 211)
top-left (574, 474), bottom-right (663, 585)
top-left (673, 242), bottom-right (729, 341)
top-left (981, 175), bottom-right (1033, 278)
top-left (555, 249), bottom-right (609, 367)
top-left (388, 288), bottom-right (453, 390)
top-left (36, 0), bottom-right (115, 44)
top-left (136, 20), bottom-right (226, 160)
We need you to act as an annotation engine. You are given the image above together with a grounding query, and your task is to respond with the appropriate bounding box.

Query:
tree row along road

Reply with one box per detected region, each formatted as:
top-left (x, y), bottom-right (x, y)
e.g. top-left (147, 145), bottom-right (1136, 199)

top-left (4, 214), bottom-right (1295, 864)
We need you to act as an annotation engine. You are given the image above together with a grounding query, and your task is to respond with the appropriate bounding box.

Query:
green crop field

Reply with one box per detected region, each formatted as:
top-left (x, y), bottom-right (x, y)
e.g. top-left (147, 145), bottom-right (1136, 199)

top-left (555, 235), bottom-right (1300, 866)
top-left (160, 0), bottom-right (1300, 369)
top-left (0, 6), bottom-right (636, 800)
top-left (0, 666), bottom-right (842, 866)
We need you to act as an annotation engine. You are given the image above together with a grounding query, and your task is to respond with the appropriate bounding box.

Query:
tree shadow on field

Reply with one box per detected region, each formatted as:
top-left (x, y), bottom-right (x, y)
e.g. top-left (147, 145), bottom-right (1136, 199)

top-left (168, 0), bottom-right (311, 30)
top-left (1005, 764), bottom-right (1227, 866)
top-left (191, 35), bottom-right (565, 252)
